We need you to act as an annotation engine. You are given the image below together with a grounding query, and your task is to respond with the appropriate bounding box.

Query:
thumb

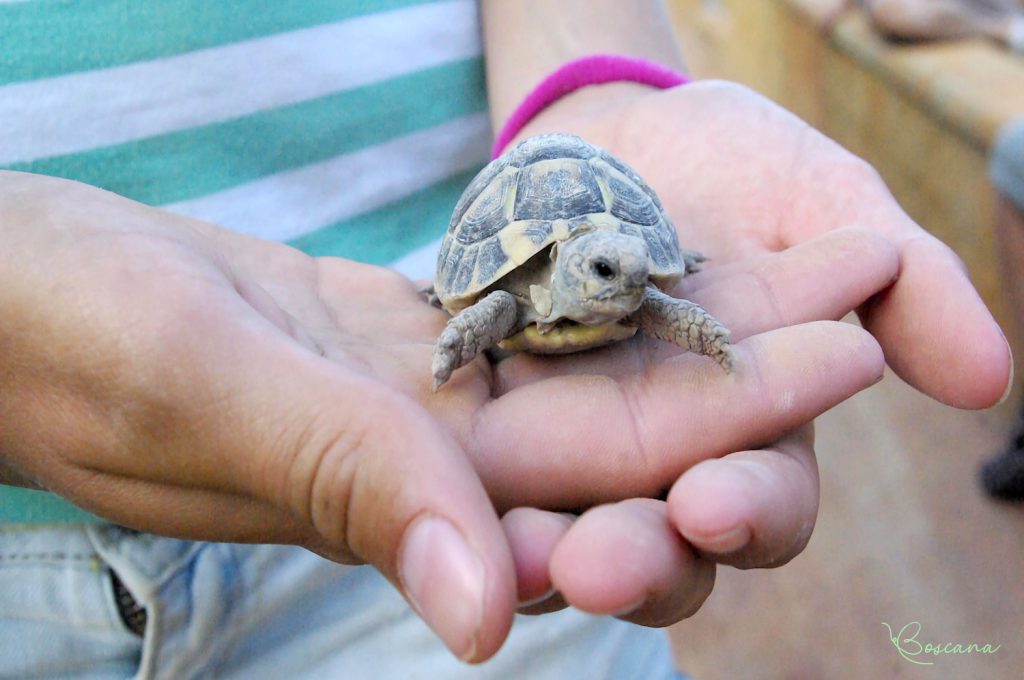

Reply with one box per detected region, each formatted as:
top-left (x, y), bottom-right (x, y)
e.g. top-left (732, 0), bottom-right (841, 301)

top-left (264, 358), bottom-right (517, 663)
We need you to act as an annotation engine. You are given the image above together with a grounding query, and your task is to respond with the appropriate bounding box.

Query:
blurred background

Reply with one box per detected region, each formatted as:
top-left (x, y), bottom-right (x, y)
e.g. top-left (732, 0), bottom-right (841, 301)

top-left (661, 1), bottom-right (1024, 678)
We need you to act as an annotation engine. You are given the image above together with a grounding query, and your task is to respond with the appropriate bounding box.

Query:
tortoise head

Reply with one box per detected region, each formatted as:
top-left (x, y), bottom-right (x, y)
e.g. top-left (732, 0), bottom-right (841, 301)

top-left (549, 231), bottom-right (649, 325)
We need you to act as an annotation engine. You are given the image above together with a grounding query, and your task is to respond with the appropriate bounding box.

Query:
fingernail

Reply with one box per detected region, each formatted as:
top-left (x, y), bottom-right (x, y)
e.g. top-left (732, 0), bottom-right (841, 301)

top-left (611, 596), bottom-right (647, 618)
top-left (997, 335), bottom-right (1015, 406)
top-left (518, 587), bottom-right (557, 609)
top-left (701, 523), bottom-right (752, 554)
top-left (399, 515), bottom-right (485, 662)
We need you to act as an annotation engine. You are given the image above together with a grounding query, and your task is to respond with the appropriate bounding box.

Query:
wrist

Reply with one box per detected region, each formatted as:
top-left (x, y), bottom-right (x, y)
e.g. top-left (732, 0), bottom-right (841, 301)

top-left (512, 81), bottom-right (661, 147)
top-left (481, 0), bottom-right (686, 125)
top-left (492, 56), bottom-right (690, 157)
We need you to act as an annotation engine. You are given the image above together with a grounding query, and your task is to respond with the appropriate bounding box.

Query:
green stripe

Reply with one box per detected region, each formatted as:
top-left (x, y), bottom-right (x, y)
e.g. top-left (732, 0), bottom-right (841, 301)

top-left (0, 486), bottom-right (99, 523)
top-left (290, 167), bottom-right (479, 263)
top-left (7, 58), bottom-right (486, 206)
top-left (0, 0), bottom-right (439, 85)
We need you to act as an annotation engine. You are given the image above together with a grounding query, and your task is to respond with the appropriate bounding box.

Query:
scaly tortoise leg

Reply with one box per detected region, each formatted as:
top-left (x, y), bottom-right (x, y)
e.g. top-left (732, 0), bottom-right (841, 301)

top-left (432, 290), bottom-right (519, 391)
top-left (636, 287), bottom-right (734, 371)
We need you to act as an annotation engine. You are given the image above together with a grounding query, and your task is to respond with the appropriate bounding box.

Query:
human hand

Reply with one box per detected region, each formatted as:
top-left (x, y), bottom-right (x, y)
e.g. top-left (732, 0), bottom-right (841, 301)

top-left (0, 171), bottom-right (523, 662)
top-left (475, 80), bottom-right (1011, 625)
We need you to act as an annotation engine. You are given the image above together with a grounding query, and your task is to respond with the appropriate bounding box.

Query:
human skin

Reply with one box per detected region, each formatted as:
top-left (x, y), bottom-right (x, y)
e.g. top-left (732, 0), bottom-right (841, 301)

top-left (0, 166), bottom-right (884, 660)
top-left (481, 0), bottom-right (1011, 627)
top-left (0, 0), bottom-right (1010, 667)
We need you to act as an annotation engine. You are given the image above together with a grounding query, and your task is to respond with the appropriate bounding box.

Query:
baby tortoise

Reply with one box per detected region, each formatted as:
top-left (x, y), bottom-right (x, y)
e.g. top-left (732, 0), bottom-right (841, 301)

top-left (429, 133), bottom-right (732, 390)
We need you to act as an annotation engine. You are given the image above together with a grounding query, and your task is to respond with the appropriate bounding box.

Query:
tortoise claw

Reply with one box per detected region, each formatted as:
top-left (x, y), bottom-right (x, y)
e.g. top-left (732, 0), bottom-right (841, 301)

top-left (431, 329), bottom-right (461, 391)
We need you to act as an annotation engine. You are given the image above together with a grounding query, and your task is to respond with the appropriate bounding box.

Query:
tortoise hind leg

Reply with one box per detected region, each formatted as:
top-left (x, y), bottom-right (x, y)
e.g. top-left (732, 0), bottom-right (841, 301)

top-left (637, 287), bottom-right (733, 371)
top-left (421, 284), bottom-right (443, 309)
top-left (681, 249), bottom-right (707, 275)
top-left (432, 290), bottom-right (519, 391)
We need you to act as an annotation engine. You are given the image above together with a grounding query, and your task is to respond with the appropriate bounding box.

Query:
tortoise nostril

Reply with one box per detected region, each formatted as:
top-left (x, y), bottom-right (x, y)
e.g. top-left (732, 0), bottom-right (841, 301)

top-left (592, 259), bottom-right (616, 280)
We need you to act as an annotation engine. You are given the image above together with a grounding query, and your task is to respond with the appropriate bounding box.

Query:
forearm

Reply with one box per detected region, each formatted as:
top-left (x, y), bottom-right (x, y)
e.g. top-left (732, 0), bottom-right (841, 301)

top-left (480, 0), bottom-right (685, 132)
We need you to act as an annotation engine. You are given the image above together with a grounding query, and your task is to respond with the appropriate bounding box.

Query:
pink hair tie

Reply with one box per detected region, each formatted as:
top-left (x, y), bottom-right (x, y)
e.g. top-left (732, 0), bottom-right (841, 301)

top-left (491, 54), bottom-right (691, 159)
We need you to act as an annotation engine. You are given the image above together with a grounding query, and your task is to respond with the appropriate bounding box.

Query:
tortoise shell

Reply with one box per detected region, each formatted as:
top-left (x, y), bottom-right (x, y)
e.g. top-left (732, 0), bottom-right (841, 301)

top-left (435, 133), bottom-right (686, 313)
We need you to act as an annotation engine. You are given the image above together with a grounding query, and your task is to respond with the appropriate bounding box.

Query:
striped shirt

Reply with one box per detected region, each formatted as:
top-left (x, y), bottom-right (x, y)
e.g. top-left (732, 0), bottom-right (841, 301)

top-left (0, 0), bottom-right (490, 522)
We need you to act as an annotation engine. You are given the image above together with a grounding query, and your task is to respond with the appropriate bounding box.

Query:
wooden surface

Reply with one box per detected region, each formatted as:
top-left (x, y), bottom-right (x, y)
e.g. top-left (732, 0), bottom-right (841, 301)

top-left (830, 10), bottom-right (1024, 148)
top-left (668, 368), bottom-right (1023, 679)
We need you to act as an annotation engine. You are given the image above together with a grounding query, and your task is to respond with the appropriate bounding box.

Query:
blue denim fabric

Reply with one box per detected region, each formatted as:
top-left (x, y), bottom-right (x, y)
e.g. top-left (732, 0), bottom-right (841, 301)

top-left (0, 525), bottom-right (687, 679)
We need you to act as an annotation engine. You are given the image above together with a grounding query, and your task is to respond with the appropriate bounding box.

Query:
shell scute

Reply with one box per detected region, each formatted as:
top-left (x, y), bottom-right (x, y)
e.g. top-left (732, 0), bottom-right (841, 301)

top-left (455, 170), bottom-right (515, 244)
top-left (509, 133), bottom-right (596, 165)
top-left (449, 156), bottom-right (510, 231)
top-left (474, 236), bottom-right (508, 288)
top-left (512, 160), bottom-right (604, 222)
top-left (607, 174), bottom-right (661, 226)
top-left (523, 220), bottom-right (555, 245)
top-left (447, 242), bottom-right (478, 294)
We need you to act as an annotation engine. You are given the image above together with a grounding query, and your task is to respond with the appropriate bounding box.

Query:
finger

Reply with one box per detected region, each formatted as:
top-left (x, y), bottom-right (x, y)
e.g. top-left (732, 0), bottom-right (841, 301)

top-left (681, 226), bottom-right (899, 341)
top-left (473, 321), bottom-right (883, 509)
top-left (859, 235), bottom-right (1012, 408)
top-left (501, 508), bottom-right (572, 608)
top-left (549, 499), bottom-right (715, 627)
top-left (782, 156), bottom-right (1012, 408)
top-left (667, 426), bottom-right (819, 569)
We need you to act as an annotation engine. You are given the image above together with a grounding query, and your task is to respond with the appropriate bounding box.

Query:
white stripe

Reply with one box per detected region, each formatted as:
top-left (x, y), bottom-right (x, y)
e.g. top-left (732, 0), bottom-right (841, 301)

top-left (163, 113), bottom-right (490, 242)
top-left (0, 0), bottom-right (480, 165)
top-left (390, 237), bottom-right (444, 281)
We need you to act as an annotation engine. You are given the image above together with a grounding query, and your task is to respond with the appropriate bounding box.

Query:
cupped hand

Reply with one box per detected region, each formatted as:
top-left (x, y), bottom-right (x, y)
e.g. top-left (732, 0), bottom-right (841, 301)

top-left (476, 80), bottom-right (1011, 625)
top-left (0, 171), bottom-right (521, 662)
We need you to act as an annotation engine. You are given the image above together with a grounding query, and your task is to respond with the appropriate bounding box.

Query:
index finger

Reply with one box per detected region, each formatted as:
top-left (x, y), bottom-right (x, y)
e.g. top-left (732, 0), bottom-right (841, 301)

top-left (469, 320), bottom-right (883, 510)
top-left (781, 138), bottom-right (1012, 409)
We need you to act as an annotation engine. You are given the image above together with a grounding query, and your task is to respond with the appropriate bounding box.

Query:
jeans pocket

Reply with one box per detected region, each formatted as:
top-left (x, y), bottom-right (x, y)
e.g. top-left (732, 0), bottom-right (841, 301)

top-left (0, 527), bottom-right (144, 679)
top-left (109, 567), bottom-right (148, 637)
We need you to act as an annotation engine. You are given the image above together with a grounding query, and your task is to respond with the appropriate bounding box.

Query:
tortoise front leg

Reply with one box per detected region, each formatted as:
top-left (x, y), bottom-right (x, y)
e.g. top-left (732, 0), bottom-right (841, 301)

top-left (636, 287), bottom-right (734, 371)
top-left (432, 290), bottom-right (519, 391)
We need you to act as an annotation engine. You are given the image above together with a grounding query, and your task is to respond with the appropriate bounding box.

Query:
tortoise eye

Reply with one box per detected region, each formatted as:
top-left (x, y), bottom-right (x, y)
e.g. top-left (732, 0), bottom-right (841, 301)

top-left (592, 259), bottom-right (616, 280)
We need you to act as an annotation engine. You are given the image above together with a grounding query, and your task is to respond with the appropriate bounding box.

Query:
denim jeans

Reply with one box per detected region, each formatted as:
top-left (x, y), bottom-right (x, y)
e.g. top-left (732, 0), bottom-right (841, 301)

top-left (0, 524), bottom-right (686, 679)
